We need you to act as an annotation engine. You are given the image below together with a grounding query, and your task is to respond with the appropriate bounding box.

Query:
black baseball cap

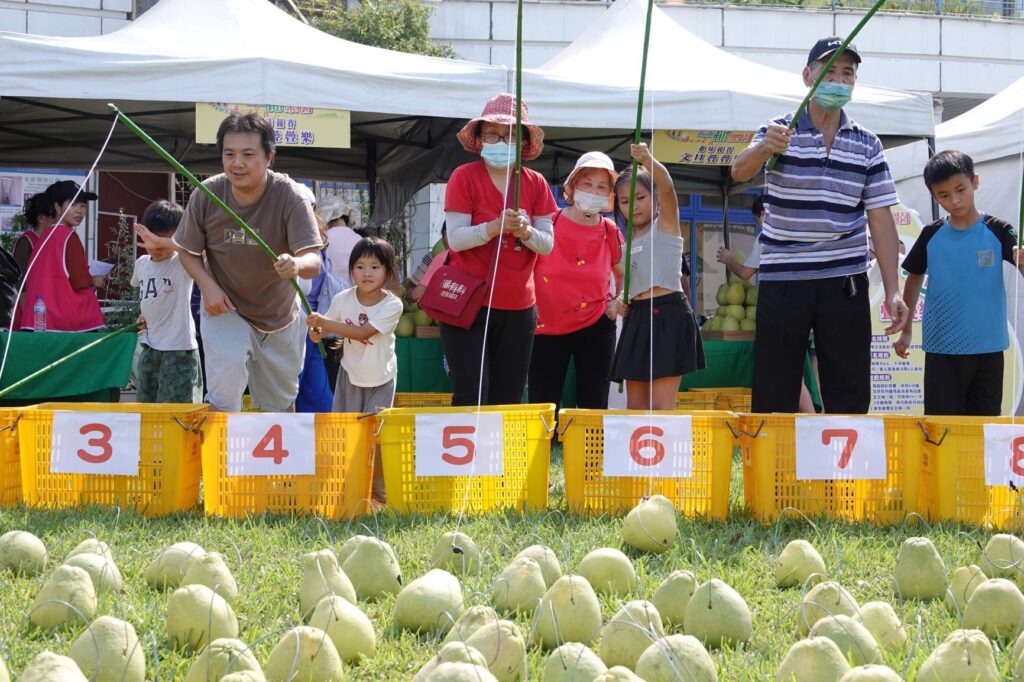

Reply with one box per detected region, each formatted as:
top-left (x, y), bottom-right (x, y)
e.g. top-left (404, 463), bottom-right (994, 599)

top-left (807, 37), bottom-right (862, 66)
top-left (44, 180), bottom-right (98, 206)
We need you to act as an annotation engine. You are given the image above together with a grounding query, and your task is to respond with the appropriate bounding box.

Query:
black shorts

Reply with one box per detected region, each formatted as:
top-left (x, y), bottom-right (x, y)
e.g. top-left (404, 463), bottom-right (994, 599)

top-left (924, 351), bottom-right (1003, 416)
top-left (610, 292), bottom-right (705, 382)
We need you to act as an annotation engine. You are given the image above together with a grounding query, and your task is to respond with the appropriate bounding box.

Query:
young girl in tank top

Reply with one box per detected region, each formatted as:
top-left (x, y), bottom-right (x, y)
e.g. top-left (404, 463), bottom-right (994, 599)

top-left (610, 143), bottom-right (705, 410)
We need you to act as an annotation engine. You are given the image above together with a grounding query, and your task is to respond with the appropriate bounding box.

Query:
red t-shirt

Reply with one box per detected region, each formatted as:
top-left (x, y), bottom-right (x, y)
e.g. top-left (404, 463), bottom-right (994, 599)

top-left (535, 212), bottom-right (623, 335)
top-left (444, 161), bottom-right (557, 310)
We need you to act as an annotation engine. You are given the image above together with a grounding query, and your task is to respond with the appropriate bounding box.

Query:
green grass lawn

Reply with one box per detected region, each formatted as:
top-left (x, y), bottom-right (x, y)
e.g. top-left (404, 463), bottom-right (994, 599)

top-left (0, 446), bottom-right (1018, 680)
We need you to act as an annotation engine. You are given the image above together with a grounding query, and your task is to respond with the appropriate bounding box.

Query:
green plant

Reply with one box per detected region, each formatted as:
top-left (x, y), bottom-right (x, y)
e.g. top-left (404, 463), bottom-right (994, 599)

top-left (300, 0), bottom-right (457, 58)
top-left (102, 209), bottom-right (140, 330)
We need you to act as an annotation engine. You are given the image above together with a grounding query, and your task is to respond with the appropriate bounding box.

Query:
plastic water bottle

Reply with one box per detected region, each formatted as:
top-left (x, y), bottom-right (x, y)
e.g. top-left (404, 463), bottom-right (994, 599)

top-left (32, 296), bottom-right (46, 332)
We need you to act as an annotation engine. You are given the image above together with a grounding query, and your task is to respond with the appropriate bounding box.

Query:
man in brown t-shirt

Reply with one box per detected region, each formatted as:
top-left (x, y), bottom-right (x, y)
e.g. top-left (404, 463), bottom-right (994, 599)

top-left (173, 113), bottom-right (322, 412)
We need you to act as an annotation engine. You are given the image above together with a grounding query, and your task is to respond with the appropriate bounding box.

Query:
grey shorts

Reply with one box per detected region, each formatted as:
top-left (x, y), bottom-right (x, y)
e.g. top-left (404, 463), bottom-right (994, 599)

top-left (200, 309), bottom-right (306, 412)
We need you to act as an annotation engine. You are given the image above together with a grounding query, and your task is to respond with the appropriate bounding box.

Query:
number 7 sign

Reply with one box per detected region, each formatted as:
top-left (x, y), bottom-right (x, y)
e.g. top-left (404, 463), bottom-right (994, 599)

top-left (795, 417), bottom-right (886, 480)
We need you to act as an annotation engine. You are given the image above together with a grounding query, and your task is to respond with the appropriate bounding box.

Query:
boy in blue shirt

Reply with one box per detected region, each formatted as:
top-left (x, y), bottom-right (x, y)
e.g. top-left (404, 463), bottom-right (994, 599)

top-left (894, 150), bottom-right (1017, 415)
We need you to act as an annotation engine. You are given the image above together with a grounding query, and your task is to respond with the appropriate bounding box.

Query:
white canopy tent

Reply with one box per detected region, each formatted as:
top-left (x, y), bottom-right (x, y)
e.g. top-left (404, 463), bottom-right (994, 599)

top-left (887, 74), bottom-right (1024, 226)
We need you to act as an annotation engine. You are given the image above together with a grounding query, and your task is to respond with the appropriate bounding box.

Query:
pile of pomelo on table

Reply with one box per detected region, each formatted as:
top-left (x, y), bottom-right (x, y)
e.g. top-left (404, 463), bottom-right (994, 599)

top-left (5, 496), bottom-right (1024, 680)
top-left (705, 279), bottom-right (757, 334)
top-left (398, 300), bottom-right (434, 338)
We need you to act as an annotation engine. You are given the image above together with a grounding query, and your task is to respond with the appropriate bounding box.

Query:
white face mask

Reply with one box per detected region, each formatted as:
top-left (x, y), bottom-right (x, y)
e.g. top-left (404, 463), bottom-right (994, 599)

top-left (573, 190), bottom-right (609, 215)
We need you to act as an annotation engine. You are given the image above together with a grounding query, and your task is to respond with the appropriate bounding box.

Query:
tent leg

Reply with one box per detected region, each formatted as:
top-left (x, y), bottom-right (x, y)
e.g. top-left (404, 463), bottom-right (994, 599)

top-left (721, 167), bottom-right (731, 249)
top-left (926, 135), bottom-right (940, 222)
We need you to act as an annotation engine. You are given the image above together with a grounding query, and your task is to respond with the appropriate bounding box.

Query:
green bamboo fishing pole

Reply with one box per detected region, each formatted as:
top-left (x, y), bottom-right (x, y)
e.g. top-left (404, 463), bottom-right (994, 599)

top-left (513, 0), bottom-right (524, 212)
top-left (0, 322), bottom-right (139, 400)
top-left (621, 0), bottom-right (656, 307)
top-left (764, 0), bottom-right (887, 173)
top-left (107, 104), bottom-right (326, 358)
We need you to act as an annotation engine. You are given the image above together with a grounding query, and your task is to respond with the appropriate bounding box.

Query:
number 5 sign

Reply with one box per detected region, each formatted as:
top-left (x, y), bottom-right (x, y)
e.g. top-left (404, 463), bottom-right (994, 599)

top-left (51, 412), bottom-right (142, 476)
top-left (795, 417), bottom-right (886, 480)
top-left (602, 415), bottom-right (693, 478)
top-left (982, 424), bottom-right (1024, 487)
top-left (227, 414), bottom-right (315, 477)
top-left (415, 413), bottom-right (504, 477)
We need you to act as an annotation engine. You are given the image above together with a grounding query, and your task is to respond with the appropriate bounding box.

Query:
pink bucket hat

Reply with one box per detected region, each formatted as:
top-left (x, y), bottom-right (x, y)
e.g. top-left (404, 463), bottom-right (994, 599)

top-left (456, 93), bottom-right (545, 161)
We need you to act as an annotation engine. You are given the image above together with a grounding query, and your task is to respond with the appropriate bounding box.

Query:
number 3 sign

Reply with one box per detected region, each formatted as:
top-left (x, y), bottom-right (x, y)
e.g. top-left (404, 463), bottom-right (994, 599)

top-left (602, 415), bottom-right (693, 478)
top-left (982, 424), bottom-right (1024, 487)
top-left (51, 412), bottom-right (142, 476)
top-left (227, 414), bottom-right (315, 477)
top-left (415, 413), bottom-right (504, 477)
top-left (795, 416), bottom-right (886, 480)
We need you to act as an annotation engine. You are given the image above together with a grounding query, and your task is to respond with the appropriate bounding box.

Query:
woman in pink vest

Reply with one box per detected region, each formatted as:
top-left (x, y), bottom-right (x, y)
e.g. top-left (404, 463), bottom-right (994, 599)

top-left (13, 181), bottom-right (105, 332)
top-left (529, 152), bottom-right (624, 409)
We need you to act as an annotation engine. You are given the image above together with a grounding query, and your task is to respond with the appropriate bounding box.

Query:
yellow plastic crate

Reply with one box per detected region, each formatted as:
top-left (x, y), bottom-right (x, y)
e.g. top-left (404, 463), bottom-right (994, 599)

top-left (710, 387), bottom-right (753, 412)
top-left (673, 391), bottom-right (719, 411)
top-left (393, 392), bottom-right (453, 408)
top-left (920, 416), bottom-right (1024, 529)
top-left (0, 409), bottom-right (22, 507)
top-left (376, 403), bottom-right (555, 514)
top-left (200, 412), bottom-right (374, 520)
top-left (17, 403), bottom-right (206, 517)
top-left (561, 409), bottom-right (736, 519)
top-left (740, 414), bottom-right (923, 525)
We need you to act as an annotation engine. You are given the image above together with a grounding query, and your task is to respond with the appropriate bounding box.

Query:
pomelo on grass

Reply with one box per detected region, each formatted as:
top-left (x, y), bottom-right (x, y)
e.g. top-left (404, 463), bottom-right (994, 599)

top-left (19, 652), bottom-right (88, 682)
top-left (917, 629), bottom-right (998, 682)
top-left (621, 495), bottom-right (677, 554)
top-left (946, 565), bottom-right (987, 615)
top-left (514, 545), bottom-right (562, 588)
top-left (183, 638), bottom-right (264, 682)
top-left (464, 619), bottom-right (528, 682)
top-left (963, 577), bottom-right (1024, 639)
top-left (775, 539), bottom-right (827, 589)
top-left (393, 569), bottom-right (464, 634)
top-left (145, 541), bottom-right (206, 589)
top-left (29, 564), bottom-right (97, 630)
top-left (426, 662), bottom-right (499, 682)
top-left (264, 626), bottom-right (344, 682)
top-left (299, 549), bottom-right (356, 618)
top-left (308, 594), bottom-right (376, 663)
top-left (684, 579), bottom-right (752, 649)
top-left (413, 643), bottom-right (489, 682)
top-left (339, 535), bottom-right (402, 600)
top-left (578, 548), bottom-right (636, 596)
top-left (600, 600), bottom-right (665, 670)
top-left (797, 581), bottom-right (860, 636)
top-left (430, 532), bottom-right (481, 576)
top-left (651, 570), bottom-right (696, 628)
top-left (544, 643), bottom-right (607, 681)
top-left (775, 637), bottom-right (850, 682)
top-left (857, 601), bottom-right (907, 652)
top-left (839, 665), bottom-right (903, 681)
top-left (808, 615), bottom-right (883, 666)
top-left (635, 635), bottom-right (717, 682)
top-left (182, 552), bottom-right (238, 605)
top-left (166, 584), bottom-right (238, 651)
top-left (0, 530), bottom-right (46, 576)
top-left (532, 575), bottom-right (602, 649)
top-left (595, 667), bottom-right (645, 682)
top-left (489, 556), bottom-right (546, 613)
top-left (69, 616), bottom-right (145, 682)
top-left (443, 605), bottom-right (500, 645)
top-left (64, 551), bottom-right (122, 595)
top-left (892, 537), bottom-right (946, 600)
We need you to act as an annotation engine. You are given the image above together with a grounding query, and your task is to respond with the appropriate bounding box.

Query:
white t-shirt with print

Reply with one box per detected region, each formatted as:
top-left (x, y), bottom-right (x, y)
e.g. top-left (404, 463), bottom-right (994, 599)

top-left (131, 253), bottom-right (197, 351)
top-left (326, 287), bottom-right (404, 388)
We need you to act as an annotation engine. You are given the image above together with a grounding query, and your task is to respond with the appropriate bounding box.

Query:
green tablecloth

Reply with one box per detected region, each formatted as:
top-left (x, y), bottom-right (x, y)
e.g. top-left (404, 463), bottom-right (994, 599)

top-left (0, 331), bottom-right (136, 405)
top-left (396, 336), bottom-right (821, 409)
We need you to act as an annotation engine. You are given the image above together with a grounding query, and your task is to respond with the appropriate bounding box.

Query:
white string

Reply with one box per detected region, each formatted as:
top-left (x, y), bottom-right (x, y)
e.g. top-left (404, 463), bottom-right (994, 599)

top-left (0, 116), bottom-right (120, 390)
top-left (453, 117), bottom-right (517, 536)
top-left (645, 93), bottom-right (656, 498)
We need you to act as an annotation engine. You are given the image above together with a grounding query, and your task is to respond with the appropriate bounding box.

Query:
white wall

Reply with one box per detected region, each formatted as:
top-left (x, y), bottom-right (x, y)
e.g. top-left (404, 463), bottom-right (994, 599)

top-left (430, 0), bottom-right (1024, 99)
top-left (1, 0), bottom-right (132, 36)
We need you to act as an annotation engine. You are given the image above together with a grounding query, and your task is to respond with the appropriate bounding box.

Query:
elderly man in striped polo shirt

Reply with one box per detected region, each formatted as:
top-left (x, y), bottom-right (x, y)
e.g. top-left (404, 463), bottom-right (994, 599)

top-left (731, 37), bottom-right (909, 414)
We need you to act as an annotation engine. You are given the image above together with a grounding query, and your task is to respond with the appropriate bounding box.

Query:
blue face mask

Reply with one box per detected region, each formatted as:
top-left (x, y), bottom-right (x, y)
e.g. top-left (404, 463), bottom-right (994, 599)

top-left (813, 82), bottom-right (853, 112)
top-left (480, 141), bottom-right (516, 169)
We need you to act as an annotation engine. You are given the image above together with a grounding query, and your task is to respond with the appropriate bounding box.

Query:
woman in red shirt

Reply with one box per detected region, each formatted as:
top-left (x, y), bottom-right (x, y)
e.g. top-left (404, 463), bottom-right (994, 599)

top-left (529, 152), bottom-right (624, 409)
top-left (442, 93), bottom-right (557, 406)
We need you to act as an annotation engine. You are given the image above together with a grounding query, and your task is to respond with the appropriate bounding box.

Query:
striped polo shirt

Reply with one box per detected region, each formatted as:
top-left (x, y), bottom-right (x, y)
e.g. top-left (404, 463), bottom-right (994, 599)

top-left (753, 110), bottom-right (898, 281)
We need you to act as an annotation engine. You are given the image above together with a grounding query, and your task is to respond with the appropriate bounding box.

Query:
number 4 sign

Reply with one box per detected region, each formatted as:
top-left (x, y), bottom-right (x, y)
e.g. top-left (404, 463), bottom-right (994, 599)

top-left (51, 412), bottom-right (142, 476)
top-left (602, 415), bottom-right (693, 478)
top-left (415, 413), bottom-right (504, 477)
top-left (983, 424), bottom-right (1024, 487)
top-left (227, 414), bottom-right (315, 477)
top-left (795, 417), bottom-right (886, 480)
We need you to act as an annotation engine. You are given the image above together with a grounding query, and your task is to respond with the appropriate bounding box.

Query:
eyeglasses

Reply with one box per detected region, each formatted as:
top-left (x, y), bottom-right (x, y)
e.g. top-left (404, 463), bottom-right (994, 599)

top-left (480, 131), bottom-right (518, 145)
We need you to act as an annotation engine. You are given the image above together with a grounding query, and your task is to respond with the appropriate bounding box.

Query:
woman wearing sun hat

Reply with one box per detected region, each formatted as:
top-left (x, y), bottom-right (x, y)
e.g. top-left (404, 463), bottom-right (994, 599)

top-left (528, 152), bottom-right (624, 410)
top-left (441, 92), bottom-right (558, 406)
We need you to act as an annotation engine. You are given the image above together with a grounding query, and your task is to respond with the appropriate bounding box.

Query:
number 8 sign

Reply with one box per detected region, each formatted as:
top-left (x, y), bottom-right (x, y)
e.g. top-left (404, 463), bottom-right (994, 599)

top-left (51, 412), bottom-right (142, 476)
top-left (982, 424), bottom-right (1024, 487)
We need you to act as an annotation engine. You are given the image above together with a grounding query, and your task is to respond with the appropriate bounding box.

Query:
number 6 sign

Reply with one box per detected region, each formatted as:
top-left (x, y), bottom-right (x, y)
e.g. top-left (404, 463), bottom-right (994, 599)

top-left (795, 416), bottom-right (886, 480)
top-left (982, 424), bottom-right (1024, 487)
top-left (51, 412), bottom-right (141, 476)
top-left (415, 413), bottom-right (504, 477)
top-left (602, 415), bottom-right (693, 478)
top-left (227, 414), bottom-right (315, 477)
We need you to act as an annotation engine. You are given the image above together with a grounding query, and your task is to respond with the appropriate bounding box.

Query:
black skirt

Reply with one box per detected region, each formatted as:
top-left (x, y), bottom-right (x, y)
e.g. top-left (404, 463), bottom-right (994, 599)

top-left (610, 292), bottom-right (706, 382)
